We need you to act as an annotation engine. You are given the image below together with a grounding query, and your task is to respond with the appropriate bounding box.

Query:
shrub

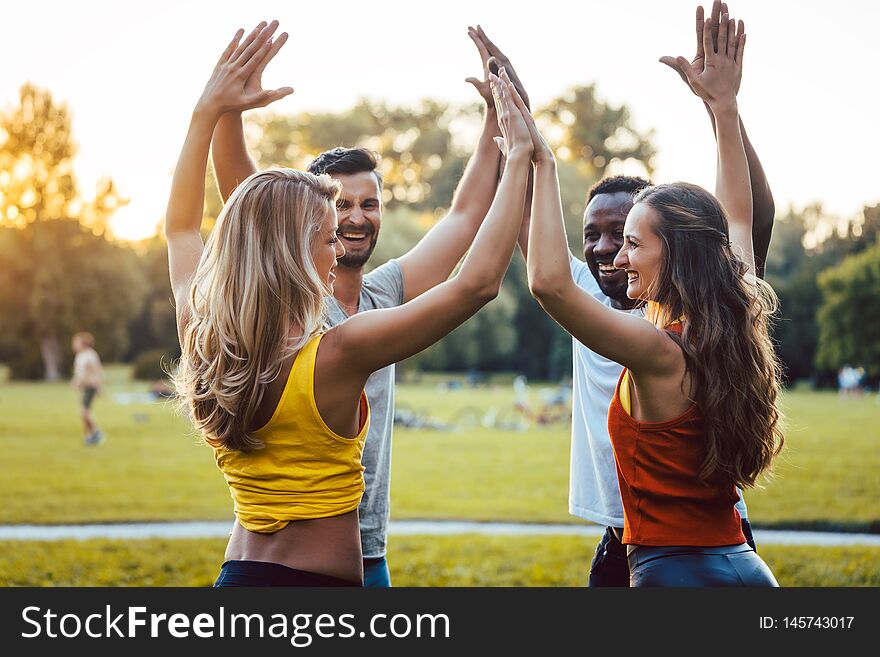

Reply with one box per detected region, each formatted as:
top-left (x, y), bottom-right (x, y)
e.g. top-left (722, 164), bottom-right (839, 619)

top-left (132, 349), bottom-right (173, 381)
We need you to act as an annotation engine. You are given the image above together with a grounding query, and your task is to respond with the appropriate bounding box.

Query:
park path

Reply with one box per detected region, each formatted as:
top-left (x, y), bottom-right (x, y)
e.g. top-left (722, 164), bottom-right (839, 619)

top-left (0, 520), bottom-right (878, 546)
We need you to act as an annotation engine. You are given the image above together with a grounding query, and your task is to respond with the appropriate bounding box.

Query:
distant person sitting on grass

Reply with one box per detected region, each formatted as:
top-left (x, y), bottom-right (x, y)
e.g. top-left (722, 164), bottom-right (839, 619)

top-left (71, 332), bottom-right (104, 446)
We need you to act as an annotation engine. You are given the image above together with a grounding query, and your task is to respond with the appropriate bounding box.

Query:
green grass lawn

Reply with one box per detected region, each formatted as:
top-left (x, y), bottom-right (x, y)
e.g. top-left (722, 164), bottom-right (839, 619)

top-left (1, 536), bottom-right (876, 587)
top-left (1, 367), bottom-right (878, 530)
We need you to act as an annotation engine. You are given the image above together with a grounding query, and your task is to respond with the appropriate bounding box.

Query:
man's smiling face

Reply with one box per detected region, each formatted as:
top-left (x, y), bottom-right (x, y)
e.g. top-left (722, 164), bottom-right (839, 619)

top-left (583, 191), bottom-right (635, 307)
top-left (331, 171), bottom-right (382, 269)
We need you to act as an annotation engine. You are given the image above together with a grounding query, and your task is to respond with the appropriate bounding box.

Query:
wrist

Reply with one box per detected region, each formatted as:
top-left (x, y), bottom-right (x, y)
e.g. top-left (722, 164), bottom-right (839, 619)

top-left (506, 147), bottom-right (533, 163)
top-left (708, 99), bottom-right (738, 120)
top-left (192, 103), bottom-right (223, 124)
top-left (534, 154), bottom-right (557, 170)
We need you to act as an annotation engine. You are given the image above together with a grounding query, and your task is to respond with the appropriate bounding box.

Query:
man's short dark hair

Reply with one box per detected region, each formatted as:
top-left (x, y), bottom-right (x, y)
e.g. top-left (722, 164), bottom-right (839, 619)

top-left (587, 175), bottom-right (653, 205)
top-left (307, 147), bottom-right (384, 189)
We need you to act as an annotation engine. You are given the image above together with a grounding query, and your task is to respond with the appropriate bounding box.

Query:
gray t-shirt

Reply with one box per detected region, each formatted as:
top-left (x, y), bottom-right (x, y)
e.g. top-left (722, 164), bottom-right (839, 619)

top-left (325, 259), bottom-right (405, 558)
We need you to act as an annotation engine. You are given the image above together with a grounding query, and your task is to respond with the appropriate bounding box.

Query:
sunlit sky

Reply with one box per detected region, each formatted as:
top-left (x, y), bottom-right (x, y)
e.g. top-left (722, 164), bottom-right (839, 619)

top-left (2, 0), bottom-right (879, 241)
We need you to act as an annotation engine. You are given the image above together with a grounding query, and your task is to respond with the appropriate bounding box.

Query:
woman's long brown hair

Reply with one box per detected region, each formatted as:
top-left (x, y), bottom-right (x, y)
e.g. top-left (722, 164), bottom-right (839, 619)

top-left (635, 182), bottom-right (784, 488)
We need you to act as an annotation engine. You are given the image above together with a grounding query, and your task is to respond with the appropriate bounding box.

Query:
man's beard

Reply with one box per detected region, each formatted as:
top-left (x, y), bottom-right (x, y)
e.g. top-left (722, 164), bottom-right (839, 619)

top-left (338, 235), bottom-right (378, 269)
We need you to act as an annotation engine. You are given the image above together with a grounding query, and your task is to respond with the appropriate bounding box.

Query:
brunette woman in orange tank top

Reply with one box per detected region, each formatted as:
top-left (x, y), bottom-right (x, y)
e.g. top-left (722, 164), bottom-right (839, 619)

top-left (522, 11), bottom-right (782, 585)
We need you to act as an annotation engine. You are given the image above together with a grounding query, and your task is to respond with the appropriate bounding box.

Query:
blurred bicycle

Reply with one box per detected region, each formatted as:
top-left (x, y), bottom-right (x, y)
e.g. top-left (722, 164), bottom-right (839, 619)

top-left (393, 403), bottom-right (455, 431)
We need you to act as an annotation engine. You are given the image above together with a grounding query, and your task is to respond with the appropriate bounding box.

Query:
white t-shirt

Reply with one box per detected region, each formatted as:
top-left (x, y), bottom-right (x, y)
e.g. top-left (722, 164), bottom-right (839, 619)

top-left (568, 257), bottom-right (748, 526)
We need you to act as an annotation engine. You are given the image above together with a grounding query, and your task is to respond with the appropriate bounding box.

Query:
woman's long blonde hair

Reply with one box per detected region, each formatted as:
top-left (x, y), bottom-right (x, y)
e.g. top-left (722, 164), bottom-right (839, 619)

top-left (174, 168), bottom-right (341, 452)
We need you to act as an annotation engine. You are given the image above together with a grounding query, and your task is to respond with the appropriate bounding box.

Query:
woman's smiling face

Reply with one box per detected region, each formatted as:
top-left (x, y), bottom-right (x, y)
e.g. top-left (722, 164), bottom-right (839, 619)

top-left (613, 202), bottom-right (664, 301)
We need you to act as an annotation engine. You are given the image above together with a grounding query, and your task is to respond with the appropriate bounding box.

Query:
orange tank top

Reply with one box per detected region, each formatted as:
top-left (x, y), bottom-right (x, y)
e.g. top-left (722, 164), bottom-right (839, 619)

top-left (607, 325), bottom-right (745, 547)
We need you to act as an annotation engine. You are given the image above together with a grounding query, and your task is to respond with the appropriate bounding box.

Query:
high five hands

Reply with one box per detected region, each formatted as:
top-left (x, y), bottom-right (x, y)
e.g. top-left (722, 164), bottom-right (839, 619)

top-left (490, 69), bottom-right (532, 158)
top-left (467, 25), bottom-right (531, 111)
top-left (196, 21), bottom-right (293, 118)
top-left (491, 69), bottom-right (554, 165)
top-left (660, 1), bottom-right (745, 108)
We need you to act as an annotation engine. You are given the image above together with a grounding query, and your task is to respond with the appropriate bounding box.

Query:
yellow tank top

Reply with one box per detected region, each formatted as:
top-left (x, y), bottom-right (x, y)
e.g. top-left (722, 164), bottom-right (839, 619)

top-left (213, 333), bottom-right (369, 532)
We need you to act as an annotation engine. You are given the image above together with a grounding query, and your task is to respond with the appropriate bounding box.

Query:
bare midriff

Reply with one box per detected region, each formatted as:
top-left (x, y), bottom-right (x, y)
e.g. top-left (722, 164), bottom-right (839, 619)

top-left (224, 510), bottom-right (362, 584)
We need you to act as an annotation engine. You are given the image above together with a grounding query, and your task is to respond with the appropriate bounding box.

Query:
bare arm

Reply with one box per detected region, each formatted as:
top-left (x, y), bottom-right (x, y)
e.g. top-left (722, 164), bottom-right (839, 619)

top-left (212, 112), bottom-right (257, 202)
top-left (211, 31), bottom-right (290, 202)
top-left (703, 16), bottom-right (755, 273)
top-left (326, 73), bottom-right (533, 381)
top-left (397, 26), bottom-right (531, 302)
top-left (165, 22), bottom-right (292, 313)
top-left (661, 2), bottom-right (773, 275)
top-left (506, 75), bottom-right (678, 373)
top-left (527, 162), bottom-right (679, 374)
top-left (396, 104), bottom-right (501, 302)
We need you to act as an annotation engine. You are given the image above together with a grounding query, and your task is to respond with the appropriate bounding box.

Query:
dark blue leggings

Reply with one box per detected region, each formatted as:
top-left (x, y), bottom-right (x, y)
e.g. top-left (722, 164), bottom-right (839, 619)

top-left (589, 519), bottom-right (759, 587)
top-left (627, 544), bottom-right (778, 587)
top-left (214, 560), bottom-right (361, 587)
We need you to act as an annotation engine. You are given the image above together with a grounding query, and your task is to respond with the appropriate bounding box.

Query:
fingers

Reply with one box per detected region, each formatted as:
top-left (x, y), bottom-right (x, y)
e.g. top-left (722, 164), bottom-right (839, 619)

top-left (477, 25), bottom-right (506, 61)
top-left (478, 25), bottom-right (530, 109)
top-left (489, 73), bottom-right (508, 120)
top-left (674, 55), bottom-right (698, 86)
top-left (252, 31), bottom-right (289, 80)
top-left (230, 21), bottom-right (267, 62)
top-left (218, 29), bottom-right (244, 66)
top-left (659, 55), bottom-right (691, 86)
top-left (487, 56), bottom-right (500, 76)
top-left (695, 5), bottom-right (705, 60)
top-left (467, 26), bottom-right (492, 71)
top-left (234, 20), bottom-right (279, 69)
top-left (709, 0), bottom-right (721, 52)
top-left (735, 28), bottom-right (746, 65)
top-left (253, 87), bottom-right (294, 108)
top-left (702, 12), bottom-right (714, 62)
top-left (718, 13), bottom-right (729, 56)
top-left (500, 68), bottom-right (527, 115)
top-left (726, 17), bottom-right (736, 56)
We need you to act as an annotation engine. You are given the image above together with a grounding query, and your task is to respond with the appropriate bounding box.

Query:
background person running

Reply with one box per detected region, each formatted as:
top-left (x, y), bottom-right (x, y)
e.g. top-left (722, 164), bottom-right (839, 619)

top-left (165, 22), bottom-right (534, 586)
top-left (210, 23), bottom-right (530, 588)
top-left (71, 332), bottom-right (104, 446)
top-left (520, 10), bottom-right (782, 585)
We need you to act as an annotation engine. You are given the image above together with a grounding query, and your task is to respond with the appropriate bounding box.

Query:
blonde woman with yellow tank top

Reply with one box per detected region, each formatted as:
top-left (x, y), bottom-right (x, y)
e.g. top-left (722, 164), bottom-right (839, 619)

top-left (165, 21), bottom-right (534, 586)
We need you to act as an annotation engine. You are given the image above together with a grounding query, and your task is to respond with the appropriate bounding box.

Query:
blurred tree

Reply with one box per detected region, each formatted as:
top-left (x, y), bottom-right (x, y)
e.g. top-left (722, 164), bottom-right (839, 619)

top-left (0, 84), bottom-right (138, 379)
top-left (816, 240), bottom-right (880, 377)
top-left (0, 221), bottom-right (146, 379)
top-left (250, 99), bottom-right (469, 212)
top-left (125, 235), bottom-right (180, 364)
top-left (765, 204), bottom-right (880, 385)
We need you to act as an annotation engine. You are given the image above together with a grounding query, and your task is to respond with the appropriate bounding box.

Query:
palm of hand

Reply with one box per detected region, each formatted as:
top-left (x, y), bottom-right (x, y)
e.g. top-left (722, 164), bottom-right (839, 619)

top-left (199, 65), bottom-right (249, 114)
top-left (690, 58), bottom-right (738, 105)
top-left (243, 69), bottom-right (265, 98)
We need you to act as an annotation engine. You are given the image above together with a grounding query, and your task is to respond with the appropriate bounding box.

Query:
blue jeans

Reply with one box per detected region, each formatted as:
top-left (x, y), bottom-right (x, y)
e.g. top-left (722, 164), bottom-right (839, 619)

top-left (363, 556), bottom-right (392, 588)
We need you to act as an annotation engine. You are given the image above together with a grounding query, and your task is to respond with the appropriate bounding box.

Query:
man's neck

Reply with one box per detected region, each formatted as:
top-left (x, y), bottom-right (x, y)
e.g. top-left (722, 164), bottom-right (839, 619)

top-left (609, 297), bottom-right (640, 312)
top-left (333, 264), bottom-right (364, 314)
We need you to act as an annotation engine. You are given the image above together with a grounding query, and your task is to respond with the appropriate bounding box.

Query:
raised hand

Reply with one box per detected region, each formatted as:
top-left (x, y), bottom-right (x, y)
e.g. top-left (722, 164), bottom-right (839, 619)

top-left (490, 69), bottom-right (532, 160)
top-left (195, 21), bottom-right (293, 118)
top-left (496, 69), bottom-right (552, 164)
top-left (661, 2), bottom-right (743, 98)
top-left (466, 25), bottom-right (531, 110)
top-left (242, 23), bottom-right (291, 109)
top-left (661, 10), bottom-right (745, 110)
